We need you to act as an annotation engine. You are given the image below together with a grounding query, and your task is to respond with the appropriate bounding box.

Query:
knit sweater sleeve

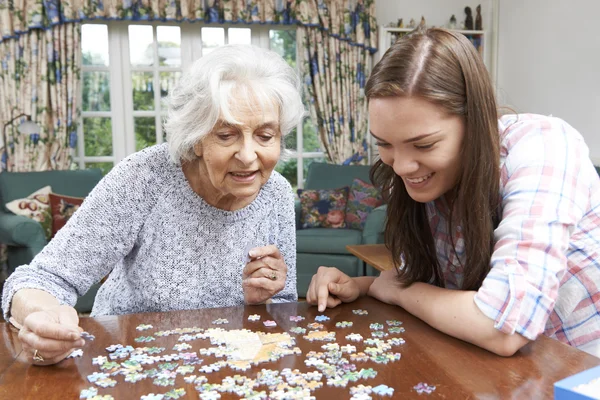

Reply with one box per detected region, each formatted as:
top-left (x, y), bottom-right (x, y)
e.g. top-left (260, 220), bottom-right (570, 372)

top-left (2, 149), bottom-right (160, 320)
top-left (270, 174), bottom-right (298, 303)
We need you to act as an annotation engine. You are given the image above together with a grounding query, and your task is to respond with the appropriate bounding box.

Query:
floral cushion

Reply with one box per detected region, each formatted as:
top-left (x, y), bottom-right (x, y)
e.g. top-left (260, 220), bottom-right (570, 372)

top-left (298, 187), bottom-right (349, 229)
top-left (344, 178), bottom-right (384, 230)
top-left (5, 186), bottom-right (53, 240)
top-left (49, 193), bottom-right (84, 238)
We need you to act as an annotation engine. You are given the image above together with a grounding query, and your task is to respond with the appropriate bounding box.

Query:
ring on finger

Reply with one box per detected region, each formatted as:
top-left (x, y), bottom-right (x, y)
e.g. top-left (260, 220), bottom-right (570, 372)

top-left (32, 349), bottom-right (45, 363)
top-left (269, 272), bottom-right (277, 281)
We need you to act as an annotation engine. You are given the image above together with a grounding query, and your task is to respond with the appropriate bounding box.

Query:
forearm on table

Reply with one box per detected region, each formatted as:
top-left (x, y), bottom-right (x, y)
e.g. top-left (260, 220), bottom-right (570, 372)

top-left (9, 289), bottom-right (61, 328)
top-left (354, 276), bottom-right (376, 297)
top-left (396, 283), bottom-right (529, 356)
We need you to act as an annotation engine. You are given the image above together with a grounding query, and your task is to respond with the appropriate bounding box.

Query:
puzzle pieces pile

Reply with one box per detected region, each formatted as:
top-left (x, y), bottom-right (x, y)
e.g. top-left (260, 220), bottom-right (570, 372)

top-left (78, 310), bottom-right (437, 399)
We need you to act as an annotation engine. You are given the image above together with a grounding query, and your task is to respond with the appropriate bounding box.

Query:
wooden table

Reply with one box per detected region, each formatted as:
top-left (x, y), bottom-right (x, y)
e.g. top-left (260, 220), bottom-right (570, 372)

top-left (1, 297), bottom-right (598, 399)
top-left (346, 244), bottom-right (394, 272)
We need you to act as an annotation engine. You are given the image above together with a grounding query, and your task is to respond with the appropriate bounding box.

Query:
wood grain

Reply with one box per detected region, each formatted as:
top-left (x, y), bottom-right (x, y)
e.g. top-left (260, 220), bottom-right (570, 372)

top-left (0, 297), bottom-right (597, 399)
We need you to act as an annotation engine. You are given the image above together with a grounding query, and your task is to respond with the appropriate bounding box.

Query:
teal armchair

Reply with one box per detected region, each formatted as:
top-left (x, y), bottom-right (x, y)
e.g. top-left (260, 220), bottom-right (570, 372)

top-left (0, 169), bottom-right (103, 313)
top-left (295, 162), bottom-right (386, 297)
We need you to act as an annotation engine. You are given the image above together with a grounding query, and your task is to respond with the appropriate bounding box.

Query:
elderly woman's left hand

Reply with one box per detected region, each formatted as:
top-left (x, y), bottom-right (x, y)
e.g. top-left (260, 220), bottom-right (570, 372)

top-left (242, 245), bottom-right (287, 304)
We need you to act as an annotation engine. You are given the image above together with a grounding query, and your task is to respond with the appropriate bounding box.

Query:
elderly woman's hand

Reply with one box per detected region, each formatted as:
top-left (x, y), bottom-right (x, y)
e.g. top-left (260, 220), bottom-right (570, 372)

top-left (18, 304), bottom-right (85, 365)
top-left (242, 245), bottom-right (287, 304)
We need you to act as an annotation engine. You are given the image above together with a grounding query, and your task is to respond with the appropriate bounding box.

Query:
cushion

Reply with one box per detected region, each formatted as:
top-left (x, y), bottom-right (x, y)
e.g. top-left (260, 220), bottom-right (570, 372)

top-left (298, 187), bottom-right (349, 229)
top-left (5, 186), bottom-right (53, 240)
top-left (345, 178), bottom-right (384, 230)
top-left (49, 193), bottom-right (84, 237)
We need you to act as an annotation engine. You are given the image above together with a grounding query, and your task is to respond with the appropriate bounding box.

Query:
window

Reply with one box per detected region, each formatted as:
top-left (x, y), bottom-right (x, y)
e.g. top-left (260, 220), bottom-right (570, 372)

top-left (77, 22), bottom-right (325, 188)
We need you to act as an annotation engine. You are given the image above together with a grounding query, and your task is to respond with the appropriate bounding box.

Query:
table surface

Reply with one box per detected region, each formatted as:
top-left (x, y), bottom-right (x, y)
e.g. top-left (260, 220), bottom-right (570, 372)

top-left (346, 244), bottom-right (394, 272)
top-left (1, 297), bottom-right (598, 399)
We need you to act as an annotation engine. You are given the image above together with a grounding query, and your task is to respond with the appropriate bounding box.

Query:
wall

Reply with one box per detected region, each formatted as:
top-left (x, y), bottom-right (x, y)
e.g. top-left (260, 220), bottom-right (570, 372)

top-left (375, 0), bottom-right (494, 37)
top-left (496, 0), bottom-right (600, 163)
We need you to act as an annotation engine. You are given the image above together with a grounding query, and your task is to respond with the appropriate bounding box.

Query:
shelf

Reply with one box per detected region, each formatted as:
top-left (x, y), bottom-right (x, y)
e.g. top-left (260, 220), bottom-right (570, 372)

top-left (382, 27), bottom-right (484, 35)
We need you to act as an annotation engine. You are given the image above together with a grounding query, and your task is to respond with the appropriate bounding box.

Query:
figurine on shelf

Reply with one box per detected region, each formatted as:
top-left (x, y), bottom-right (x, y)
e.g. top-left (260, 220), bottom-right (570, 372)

top-left (464, 6), bottom-right (474, 30)
top-left (407, 18), bottom-right (416, 28)
top-left (475, 4), bottom-right (482, 30)
top-left (397, 18), bottom-right (404, 28)
top-left (449, 14), bottom-right (457, 29)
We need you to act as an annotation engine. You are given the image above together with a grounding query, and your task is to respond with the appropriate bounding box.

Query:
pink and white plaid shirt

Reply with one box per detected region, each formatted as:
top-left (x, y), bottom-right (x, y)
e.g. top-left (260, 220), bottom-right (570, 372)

top-left (426, 114), bottom-right (600, 351)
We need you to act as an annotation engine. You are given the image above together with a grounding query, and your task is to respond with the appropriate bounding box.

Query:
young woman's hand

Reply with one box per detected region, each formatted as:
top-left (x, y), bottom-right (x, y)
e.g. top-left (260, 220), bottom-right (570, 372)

top-left (242, 245), bottom-right (288, 304)
top-left (18, 304), bottom-right (84, 365)
top-left (306, 266), bottom-right (361, 312)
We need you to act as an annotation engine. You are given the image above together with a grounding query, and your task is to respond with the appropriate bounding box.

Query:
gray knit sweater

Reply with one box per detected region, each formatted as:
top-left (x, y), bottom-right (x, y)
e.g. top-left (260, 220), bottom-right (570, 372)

top-left (2, 144), bottom-right (297, 318)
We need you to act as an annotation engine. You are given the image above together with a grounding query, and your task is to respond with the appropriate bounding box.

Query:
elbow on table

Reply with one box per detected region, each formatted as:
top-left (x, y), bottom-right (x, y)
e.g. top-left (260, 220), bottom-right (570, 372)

top-left (486, 332), bottom-right (530, 357)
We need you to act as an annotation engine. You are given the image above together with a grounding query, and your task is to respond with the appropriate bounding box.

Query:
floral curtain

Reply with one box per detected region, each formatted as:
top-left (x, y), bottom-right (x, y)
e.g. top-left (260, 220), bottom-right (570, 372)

top-left (0, 24), bottom-right (79, 172)
top-left (297, 0), bottom-right (376, 165)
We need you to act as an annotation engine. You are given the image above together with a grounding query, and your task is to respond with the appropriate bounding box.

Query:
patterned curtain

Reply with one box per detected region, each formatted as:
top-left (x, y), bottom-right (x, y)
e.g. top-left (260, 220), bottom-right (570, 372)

top-left (0, 25), bottom-right (79, 172)
top-left (297, 0), bottom-right (377, 165)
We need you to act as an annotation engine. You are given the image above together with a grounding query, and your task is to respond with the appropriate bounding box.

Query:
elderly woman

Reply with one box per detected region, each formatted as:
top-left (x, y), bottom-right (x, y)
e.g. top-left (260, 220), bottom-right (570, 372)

top-left (1, 44), bottom-right (304, 365)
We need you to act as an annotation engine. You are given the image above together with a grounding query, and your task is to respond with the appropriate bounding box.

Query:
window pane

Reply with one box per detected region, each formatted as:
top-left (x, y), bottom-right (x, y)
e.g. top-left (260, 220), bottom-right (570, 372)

top-left (135, 117), bottom-right (156, 151)
top-left (269, 30), bottom-right (296, 69)
top-left (302, 118), bottom-right (322, 152)
top-left (228, 28), bottom-right (251, 45)
top-left (82, 24), bottom-right (109, 66)
top-left (275, 158), bottom-right (298, 189)
top-left (82, 72), bottom-right (110, 112)
top-left (157, 26), bottom-right (181, 67)
top-left (85, 162), bottom-right (114, 176)
top-left (83, 117), bottom-right (113, 156)
top-left (129, 25), bottom-right (154, 66)
top-left (284, 127), bottom-right (297, 151)
top-left (159, 71), bottom-right (181, 110)
top-left (202, 27), bottom-right (224, 56)
top-left (132, 72), bottom-right (155, 111)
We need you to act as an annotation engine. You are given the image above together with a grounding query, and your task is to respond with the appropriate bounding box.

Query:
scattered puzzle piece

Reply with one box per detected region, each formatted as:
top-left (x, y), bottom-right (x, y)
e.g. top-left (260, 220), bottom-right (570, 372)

top-left (373, 384), bottom-right (394, 396)
top-left (414, 382), bottom-right (436, 394)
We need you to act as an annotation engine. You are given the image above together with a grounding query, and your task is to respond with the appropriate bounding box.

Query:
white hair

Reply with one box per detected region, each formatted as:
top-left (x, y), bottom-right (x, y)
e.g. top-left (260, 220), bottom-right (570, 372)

top-left (164, 44), bottom-right (306, 163)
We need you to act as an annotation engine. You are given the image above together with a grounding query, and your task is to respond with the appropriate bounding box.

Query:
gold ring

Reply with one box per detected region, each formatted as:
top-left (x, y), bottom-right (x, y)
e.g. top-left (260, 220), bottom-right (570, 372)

top-left (269, 272), bottom-right (277, 281)
top-left (32, 349), bottom-right (44, 363)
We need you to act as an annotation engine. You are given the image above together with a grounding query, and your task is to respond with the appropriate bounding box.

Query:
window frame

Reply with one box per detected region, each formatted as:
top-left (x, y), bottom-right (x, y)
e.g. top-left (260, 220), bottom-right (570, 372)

top-left (76, 21), bottom-right (325, 188)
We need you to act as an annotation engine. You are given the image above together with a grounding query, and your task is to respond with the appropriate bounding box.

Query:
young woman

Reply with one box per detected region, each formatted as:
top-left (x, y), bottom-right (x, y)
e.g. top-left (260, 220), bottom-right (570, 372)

top-left (307, 28), bottom-right (600, 357)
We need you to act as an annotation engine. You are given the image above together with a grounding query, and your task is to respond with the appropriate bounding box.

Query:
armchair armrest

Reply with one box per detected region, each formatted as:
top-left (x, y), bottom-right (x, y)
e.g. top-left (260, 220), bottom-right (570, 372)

top-left (294, 199), bottom-right (301, 229)
top-left (0, 211), bottom-right (47, 248)
top-left (362, 205), bottom-right (387, 244)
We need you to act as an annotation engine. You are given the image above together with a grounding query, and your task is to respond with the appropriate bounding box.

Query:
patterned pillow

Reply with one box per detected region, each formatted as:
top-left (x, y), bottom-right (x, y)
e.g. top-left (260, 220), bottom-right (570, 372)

top-left (49, 193), bottom-right (84, 238)
top-left (298, 187), bottom-right (349, 229)
top-left (5, 186), bottom-right (53, 240)
top-left (344, 178), bottom-right (384, 230)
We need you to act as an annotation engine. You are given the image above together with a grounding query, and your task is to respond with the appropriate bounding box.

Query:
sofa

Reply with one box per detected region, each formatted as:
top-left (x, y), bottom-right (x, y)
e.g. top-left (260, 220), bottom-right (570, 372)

top-left (295, 162), bottom-right (386, 297)
top-left (0, 169), bottom-right (103, 313)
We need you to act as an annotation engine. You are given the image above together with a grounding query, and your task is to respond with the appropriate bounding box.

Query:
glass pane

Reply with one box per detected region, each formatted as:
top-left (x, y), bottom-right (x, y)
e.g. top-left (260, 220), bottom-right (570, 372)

top-left (82, 24), bottom-right (109, 66)
top-left (82, 71), bottom-right (110, 112)
top-left (132, 72), bottom-right (155, 111)
top-left (157, 26), bottom-right (181, 67)
top-left (228, 28), bottom-right (251, 45)
top-left (284, 127), bottom-right (297, 151)
top-left (129, 25), bottom-right (154, 66)
top-left (83, 117), bottom-right (113, 157)
top-left (302, 118), bottom-right (322, 152)
top-left (159, 71), bottom-right (181, 110)
top-left (275, 158), bottom-right (298, 189)
top-left (269, 30), bottom-right (296, 68)
top-left (86, 162), bottom-right (114, 176)
top-left (135, 117), bottom-right (156, 151)
top-left (202, 27), bottom-right (224, 56)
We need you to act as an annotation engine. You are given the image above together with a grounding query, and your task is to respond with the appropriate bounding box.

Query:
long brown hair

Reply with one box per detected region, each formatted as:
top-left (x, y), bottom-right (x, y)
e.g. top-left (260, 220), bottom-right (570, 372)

top-left (367, 28), bottom-right (500, 290)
